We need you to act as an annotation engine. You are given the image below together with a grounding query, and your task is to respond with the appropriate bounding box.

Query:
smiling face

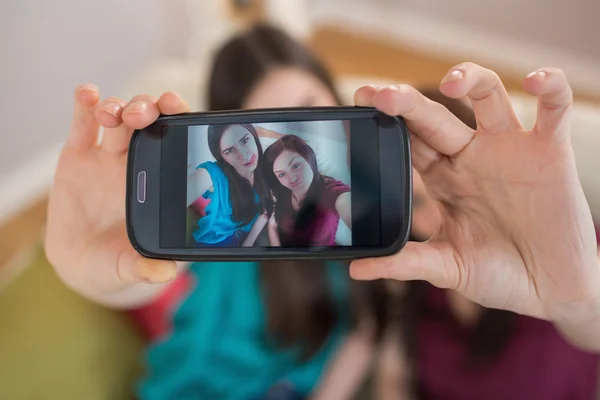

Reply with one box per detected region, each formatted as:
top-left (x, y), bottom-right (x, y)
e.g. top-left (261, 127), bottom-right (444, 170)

top-left (219, 125), bottom-right (259, 174)
top-left (272, 149), bottom-right (315, 197)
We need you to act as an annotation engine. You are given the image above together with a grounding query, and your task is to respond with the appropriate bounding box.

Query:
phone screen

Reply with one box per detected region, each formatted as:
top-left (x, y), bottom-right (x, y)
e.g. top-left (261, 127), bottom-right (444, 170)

top-left (158, 118), bottom-right (383, 250)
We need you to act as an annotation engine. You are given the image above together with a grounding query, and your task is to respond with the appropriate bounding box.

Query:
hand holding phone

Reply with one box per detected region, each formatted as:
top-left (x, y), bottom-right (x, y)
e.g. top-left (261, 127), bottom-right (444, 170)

top-left (126, 107), bottom-right (412, 261)
top-left (44, 88), bottom-right (190, 308)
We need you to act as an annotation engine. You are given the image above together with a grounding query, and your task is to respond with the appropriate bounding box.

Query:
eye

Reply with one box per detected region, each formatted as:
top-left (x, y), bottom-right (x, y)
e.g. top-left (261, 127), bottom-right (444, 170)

top-left (277, 172), bottom-right (285, 179)
top-left (241, 137), bottom-right (250, 145)
top-left (292, 163), bottom-right (301, 170)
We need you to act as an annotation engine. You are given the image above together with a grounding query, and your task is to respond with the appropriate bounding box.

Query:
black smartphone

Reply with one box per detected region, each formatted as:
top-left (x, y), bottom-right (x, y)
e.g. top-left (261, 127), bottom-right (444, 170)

top-left (126, 106), bottom-right (412, 261)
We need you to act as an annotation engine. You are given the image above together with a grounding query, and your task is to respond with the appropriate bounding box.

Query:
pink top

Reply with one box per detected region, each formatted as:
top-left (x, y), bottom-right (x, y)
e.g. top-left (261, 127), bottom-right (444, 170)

top-left (416, 286), bottom-right (600, 399)
top-left (277, 178), bottom-right (350, 247)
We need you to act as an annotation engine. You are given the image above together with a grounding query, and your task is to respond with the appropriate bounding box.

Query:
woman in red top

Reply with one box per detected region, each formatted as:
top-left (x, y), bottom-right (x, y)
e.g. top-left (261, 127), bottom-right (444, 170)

top-left (262, 134), bottom-right (352, 247)
top-left (375, 89), bottom-right (600, 400)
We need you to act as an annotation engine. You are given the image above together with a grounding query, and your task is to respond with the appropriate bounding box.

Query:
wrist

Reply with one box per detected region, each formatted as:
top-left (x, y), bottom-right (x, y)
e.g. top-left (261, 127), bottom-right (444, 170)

top-left (552, 293), bottom-right (600, 352)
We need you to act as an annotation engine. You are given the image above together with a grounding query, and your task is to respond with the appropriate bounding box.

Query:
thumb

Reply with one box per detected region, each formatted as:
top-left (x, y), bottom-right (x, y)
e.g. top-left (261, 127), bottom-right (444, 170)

top-left (84, 226), bottom-right (177, 289)
top-left (349, 241), bottom-right (456, 288)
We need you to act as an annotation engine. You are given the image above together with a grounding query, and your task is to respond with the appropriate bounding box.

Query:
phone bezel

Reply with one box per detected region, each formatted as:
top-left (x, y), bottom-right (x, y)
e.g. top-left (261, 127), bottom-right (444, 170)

top-left (126, 106), bottom-right (412, 261)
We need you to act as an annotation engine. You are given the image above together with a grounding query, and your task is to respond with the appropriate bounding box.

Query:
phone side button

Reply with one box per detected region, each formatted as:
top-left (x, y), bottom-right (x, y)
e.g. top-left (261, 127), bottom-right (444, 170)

top-left (137, 171), bottom-right (147, 203)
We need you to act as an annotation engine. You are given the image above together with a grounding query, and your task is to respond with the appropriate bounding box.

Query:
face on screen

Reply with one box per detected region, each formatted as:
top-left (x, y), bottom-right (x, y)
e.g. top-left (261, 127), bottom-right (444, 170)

top-left (219, 125), bottom-right (259, 174)
top-left (186, 120), bottom-right (352, 249)
top-left (272, 150), bottom-right (314, 197)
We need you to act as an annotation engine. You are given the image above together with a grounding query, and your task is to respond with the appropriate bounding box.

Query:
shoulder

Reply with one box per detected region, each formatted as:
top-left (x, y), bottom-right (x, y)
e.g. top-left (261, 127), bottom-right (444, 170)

top-left (198, 161), bottom-right (225, 181)
top-left (322, 177), bottom-right (351, 207)
top-left (323, 177), bottom-right (350, 194)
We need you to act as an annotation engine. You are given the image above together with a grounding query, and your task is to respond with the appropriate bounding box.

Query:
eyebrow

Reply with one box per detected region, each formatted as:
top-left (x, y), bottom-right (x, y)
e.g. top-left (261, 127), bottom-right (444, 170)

top-left (274, 156), bottom-right (299, 174)
top-left (222, 134), bottom-right (250, 154)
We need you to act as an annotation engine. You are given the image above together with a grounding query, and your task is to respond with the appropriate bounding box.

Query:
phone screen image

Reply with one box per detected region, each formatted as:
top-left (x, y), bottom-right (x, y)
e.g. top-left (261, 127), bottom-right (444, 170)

top-left (158, 117), bottom-right (384, 250)
top-left (185, 120), bottom-right (353, 248)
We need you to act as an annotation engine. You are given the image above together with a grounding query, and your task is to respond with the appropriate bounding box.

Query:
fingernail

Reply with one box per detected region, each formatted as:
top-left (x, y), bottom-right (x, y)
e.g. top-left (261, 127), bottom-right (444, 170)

top-left (127, 101), bottom-right (148, 113)
top-left (136, 259), bottom-right (177, 284)
top-left (386, 84), bottom-right (411, 93)
top-left (527, 69), bottom-right (547, 79)
top-left (79, 84), bottom-right (98, 94)
top-left (441, 69), bottom-right (464, 85)
top-left (367, 84), bottom-right (380, 91)
top-left (103, 102), bottom-right (122, 118)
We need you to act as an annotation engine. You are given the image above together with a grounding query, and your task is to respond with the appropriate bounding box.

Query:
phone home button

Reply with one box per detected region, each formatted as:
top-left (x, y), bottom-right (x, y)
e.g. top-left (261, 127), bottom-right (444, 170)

top-left (137, 171), bottom-right (147, 203)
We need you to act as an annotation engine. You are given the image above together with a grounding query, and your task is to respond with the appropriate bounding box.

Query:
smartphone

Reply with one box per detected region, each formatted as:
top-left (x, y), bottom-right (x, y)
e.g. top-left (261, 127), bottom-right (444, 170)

top-left (126, 106), bottom-right (412, 261)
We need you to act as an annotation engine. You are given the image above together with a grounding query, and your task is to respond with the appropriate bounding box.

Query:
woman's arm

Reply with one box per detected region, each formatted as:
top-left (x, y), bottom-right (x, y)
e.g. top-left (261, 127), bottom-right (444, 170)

top-left (335, 192), bottom-right (352, 229)
top-left (242, 213), bottom-right (269, 247)
top-left (311, 318), bottom-right (376, 400)
top-left (186, 168), bottom-right (213, 207)
top-left (268, 213), bottom-right (282, 247)
top-left (374, 324), bottom-right (413, 400)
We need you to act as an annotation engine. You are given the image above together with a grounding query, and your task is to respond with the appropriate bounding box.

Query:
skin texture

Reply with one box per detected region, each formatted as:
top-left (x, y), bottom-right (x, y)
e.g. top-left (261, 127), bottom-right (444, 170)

top-left (273, 149), bottom-right (314, 203)
top-left (219, 125), bottom-right (259, 180)
top-left (351, 63), bottom-right (600, 352)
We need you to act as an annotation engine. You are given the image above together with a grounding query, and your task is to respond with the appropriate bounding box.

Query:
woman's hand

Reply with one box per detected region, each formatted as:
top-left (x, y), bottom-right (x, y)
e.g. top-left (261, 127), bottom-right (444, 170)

top-left (268, 212), bottom-right (281, 247)
top-left (44, 85), bottom-right (190, 308)
top-left (350, 63), bottom-right (600, 351)
top-left (241, 212), bottom-right (270, 247)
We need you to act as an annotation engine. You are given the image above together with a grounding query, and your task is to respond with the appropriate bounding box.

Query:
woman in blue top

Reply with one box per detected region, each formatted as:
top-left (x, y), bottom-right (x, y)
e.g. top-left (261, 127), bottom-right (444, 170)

top-left (187, 123), bottom-right (272, 247)
top-left (46, 24), bottom-right (390, 400)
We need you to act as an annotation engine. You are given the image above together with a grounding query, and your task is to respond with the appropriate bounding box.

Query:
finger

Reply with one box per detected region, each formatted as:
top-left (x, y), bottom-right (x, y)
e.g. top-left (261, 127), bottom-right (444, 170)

top-left (121, 94), bottom-right (160, 130)
top-left (157, 92), bottom-right (191, 115)
top-left (357, 84), bottom-right (475, 158)
top-left (522, 68), bottom-right (573, 138)
top-left (354, 85), bottom-right (379, 107)
top-left (101, 95), bottom-right (158, 154)
top-left (67, 84), bottom-right (101, 150)
top-left (120, 249), bottom-right (178, 285)
top-left (349, 241), bottom-right (457, 289)
top-left (439, 62), bottom-right (521, 133)
top-left (95, 97), bottom-right (128, 153)
top-left (409, 131), bottom-right (440, 173)
top-left (356, 85), bottom-right (439, 172)
top-left (85, 227), bottom-right (177, 287)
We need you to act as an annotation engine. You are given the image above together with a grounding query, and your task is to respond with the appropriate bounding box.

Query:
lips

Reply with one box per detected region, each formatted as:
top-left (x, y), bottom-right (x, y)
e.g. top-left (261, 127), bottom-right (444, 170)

top-left (243, 155), bottom-right (256, 167)
top-left (291, 180), bottom-right (303, 188)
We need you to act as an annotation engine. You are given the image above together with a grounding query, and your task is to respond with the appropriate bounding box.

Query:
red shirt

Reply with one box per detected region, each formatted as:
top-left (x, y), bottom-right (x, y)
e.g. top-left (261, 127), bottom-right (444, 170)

top-left (277, 178), bottom-right (350, 247)
top-left (416, 286), bottom-right (600, 400)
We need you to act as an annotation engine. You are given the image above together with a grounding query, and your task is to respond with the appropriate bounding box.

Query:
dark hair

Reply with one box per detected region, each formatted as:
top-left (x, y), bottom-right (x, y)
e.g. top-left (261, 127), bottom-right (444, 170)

top-left (207, 123), bottom-right (272, 224)
top-left (207, 23), bottom-right (387, 360)
top-left (208, 24), bottom-right (342, 111)
top-left (400, 89), bottom-right (517, 395)
top-left (262, 134), bottom-right (328, 242)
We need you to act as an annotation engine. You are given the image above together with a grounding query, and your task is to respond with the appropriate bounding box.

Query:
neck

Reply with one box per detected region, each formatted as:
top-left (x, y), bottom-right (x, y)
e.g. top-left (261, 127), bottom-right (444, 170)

top-left (238, 169), bottom-right (254, 186)
top-left (291, 189), bottom-right (307, 207)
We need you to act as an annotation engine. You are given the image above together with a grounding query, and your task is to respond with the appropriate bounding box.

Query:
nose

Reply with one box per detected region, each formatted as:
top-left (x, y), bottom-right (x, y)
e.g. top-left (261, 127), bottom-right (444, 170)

top-left (289, 175), bottom-right (298, 184)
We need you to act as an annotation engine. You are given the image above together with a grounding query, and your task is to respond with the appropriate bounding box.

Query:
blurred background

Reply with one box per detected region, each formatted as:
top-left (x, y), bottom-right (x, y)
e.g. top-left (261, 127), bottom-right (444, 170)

top-left (1, 0), bottom-right (599, 398)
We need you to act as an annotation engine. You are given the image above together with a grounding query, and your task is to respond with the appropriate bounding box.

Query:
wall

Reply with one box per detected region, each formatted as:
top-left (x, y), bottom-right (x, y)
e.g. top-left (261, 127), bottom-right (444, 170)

top-left (0, 0), bottom-right (190, 220)
top-left (389, 0), bottom-right (600, 62)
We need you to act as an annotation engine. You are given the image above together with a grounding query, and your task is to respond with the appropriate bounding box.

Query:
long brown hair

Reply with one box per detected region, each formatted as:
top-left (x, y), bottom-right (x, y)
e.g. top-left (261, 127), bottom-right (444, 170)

top-left (262, 134), bottom-right (330, 240)
top-left (207, 123), bottom-right (272, 224)
top-left (207, 23), bottom-right (387, 359)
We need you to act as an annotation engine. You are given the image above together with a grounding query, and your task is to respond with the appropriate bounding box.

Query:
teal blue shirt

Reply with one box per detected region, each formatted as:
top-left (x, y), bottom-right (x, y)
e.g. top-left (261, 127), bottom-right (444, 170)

top-left (193, 161), bottom-right (258, 245)
top-left (138, 261), bottom-right (350, 399)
